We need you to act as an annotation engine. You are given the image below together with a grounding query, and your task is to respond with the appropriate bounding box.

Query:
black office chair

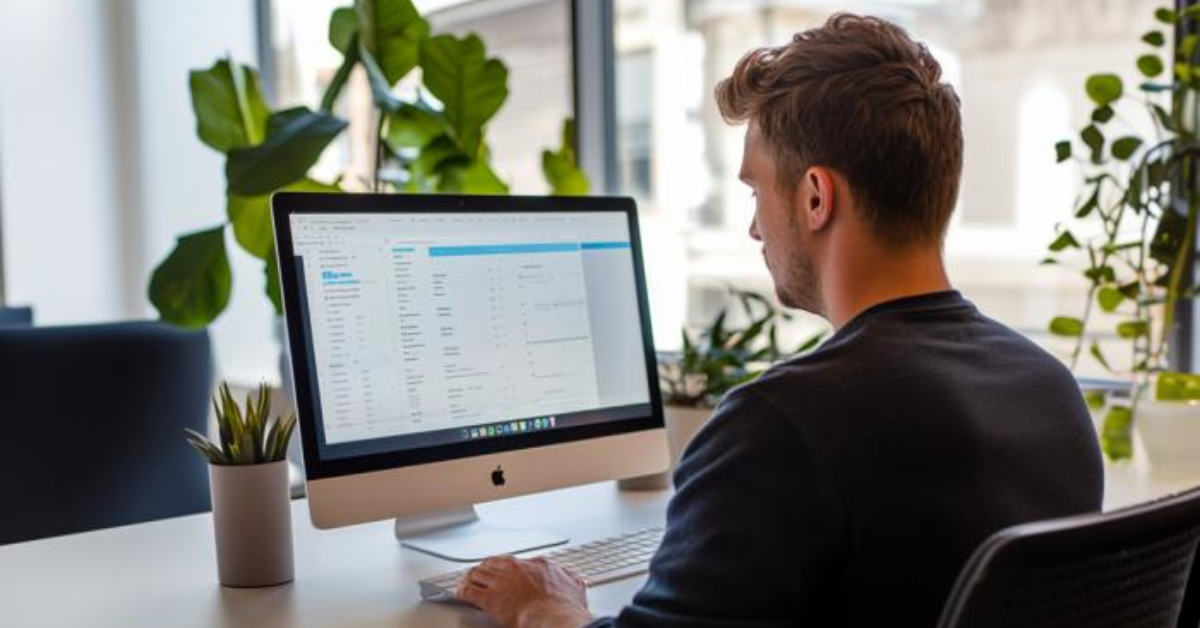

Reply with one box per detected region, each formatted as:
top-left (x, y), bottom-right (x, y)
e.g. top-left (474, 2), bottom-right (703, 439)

top-left (0, 305), bottom-right (33, 327)
top-left (0, 321), bottom-right (213, 544)
top-left (938, 488), bottom-right (1200, 628)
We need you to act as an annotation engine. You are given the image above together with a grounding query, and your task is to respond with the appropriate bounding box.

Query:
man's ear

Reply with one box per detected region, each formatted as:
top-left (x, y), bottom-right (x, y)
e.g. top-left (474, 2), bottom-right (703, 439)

top-left (796, 166), bottom-right (836, 232)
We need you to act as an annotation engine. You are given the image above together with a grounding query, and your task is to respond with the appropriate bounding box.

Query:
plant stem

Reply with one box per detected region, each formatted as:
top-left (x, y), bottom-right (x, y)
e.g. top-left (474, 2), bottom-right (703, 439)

top-left (1154, 186), bottom-right (1199, 368)
top-left (1070, 286), bottom-right (1097, 371)
top-left (374, 111), bottom-right (385, 192)
top-left (1069, 179), bottom-right (1125, 372)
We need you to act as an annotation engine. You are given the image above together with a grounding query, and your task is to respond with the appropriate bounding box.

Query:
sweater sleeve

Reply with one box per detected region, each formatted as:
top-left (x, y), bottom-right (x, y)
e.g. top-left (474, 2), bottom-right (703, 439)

top-left (584, 387), bottom-right (845, 628)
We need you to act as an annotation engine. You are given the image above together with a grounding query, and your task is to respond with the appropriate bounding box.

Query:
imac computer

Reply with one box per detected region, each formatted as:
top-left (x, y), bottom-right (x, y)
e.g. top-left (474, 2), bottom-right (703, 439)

top-left (271, 192), bottom-right (669, 561)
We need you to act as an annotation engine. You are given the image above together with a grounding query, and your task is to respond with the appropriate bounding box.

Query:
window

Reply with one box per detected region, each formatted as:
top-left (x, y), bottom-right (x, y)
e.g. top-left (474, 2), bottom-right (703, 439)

top-left (266, 0), bottom-right (575, 194)
top-left (612, 0), bottom-right (1162, 373)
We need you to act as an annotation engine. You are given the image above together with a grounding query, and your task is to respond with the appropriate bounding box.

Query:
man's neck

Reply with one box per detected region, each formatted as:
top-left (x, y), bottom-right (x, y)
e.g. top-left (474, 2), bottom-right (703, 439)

top-left (821, 240), bottom-right (952, 330)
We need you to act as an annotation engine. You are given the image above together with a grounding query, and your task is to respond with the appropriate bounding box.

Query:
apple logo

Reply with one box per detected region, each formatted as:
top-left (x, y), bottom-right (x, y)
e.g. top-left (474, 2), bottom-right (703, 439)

top-left (491, 465), bottom-right (506, 487)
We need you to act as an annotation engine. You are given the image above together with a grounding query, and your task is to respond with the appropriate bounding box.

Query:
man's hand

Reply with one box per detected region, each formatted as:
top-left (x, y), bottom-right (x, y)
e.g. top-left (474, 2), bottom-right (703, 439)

top-left (457, 555), bottom-right (592, 628)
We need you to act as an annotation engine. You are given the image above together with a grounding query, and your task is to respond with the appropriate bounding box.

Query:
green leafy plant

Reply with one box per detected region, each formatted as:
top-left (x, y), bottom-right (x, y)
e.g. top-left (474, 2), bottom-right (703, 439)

top-left (659, 289), bottom-right (824, 408)
top-left (150, 0), bottom-right (588, 327)
top-left (1045, 4), bottom-right (1200, 459)
top-left (185, 382), bottom-right (297, 465)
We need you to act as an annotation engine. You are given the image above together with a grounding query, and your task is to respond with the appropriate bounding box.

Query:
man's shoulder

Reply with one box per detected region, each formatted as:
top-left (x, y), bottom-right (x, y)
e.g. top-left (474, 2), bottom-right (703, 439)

top-left (728, 346), bottom-right (849, 414)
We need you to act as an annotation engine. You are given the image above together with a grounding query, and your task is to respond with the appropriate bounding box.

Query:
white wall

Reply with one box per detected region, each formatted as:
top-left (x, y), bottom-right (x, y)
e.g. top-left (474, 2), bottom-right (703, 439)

top-left (0, 0), bottom-right (124, 321)
top-left (0, 0), bottom-right (280, 384)
top-left (129, 0), bottom-right (280, 384)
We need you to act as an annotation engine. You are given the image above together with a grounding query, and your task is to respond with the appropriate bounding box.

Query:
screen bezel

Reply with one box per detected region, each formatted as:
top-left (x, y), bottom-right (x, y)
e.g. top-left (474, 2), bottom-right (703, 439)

top-left (271, 192), bottom-right (665, 481)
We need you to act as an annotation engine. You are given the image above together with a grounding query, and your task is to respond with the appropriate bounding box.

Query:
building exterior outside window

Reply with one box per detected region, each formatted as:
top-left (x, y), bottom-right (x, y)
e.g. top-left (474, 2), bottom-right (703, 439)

top-left (613, 0), bottom-right (1161, 375)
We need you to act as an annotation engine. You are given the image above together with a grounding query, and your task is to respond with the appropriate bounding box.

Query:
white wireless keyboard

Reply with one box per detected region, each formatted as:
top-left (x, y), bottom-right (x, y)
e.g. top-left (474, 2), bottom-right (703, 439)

top-left (419, 527), bottom-right (664, 602)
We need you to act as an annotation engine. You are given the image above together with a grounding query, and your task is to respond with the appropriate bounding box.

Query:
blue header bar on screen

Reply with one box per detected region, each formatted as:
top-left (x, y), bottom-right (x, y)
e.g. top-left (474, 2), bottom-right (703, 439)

top-left (429, 241), bottom-right (630, 257)
top-left (580, 241), bottom-right (631, 250)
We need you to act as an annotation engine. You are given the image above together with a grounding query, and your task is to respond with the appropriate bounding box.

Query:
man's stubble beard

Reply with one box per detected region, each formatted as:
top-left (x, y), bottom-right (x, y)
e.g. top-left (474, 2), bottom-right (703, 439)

top-left (773, 207), bottom-right (823, 315)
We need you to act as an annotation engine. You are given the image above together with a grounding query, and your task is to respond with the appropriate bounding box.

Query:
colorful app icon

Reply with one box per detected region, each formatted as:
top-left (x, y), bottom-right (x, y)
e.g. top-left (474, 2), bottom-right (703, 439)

top-left (487, 426), bottom-right (495, 436)
top-left (470, 428), bottom-right (478, 438)
top-left (549, 416), bottom-right (556, 427)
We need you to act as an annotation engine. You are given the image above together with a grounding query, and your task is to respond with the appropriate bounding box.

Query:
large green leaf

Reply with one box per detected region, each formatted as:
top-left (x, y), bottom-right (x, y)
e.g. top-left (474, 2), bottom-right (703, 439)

top-left (439, 159), bottom-right (509, 194)
top-left (407, 135), bottom-right (470, 191)
top-left (149, 226), bottom-right (232, 328)
top-left (225, 107), bottom-right (348, 196)
top-left (329, 6), bottom-right (358, 54)
top-left (542, 118), bottom-right (590, 196)
top-left (387, 101), bottom-right (452, 150)
top-left (419, 33), bottom-right (508, 155)
top-left (228, 178), bottom-right (342, 260)
top-left (190, 59), bottom-right (271, 153)
top-left (356, 0), bottom-right (428, 86)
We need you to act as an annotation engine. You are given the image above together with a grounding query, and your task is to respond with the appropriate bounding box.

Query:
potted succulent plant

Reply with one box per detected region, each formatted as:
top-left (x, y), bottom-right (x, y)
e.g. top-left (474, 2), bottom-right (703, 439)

top-left (185, 382), bottom-right (298, 587)
top-left (620, 289), bottom-right (824, 490)
top-left (1045, 4), bottom-right (1200, 470)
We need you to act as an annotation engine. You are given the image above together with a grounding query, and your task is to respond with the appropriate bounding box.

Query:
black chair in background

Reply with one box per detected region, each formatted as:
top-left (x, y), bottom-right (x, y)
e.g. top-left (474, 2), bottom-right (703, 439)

top-left (0, 305), bottom-right (33, 327)
top-left (938, 487), bottom-right (1200, 628)
top-left (0, 321), bottom-right (213, 544)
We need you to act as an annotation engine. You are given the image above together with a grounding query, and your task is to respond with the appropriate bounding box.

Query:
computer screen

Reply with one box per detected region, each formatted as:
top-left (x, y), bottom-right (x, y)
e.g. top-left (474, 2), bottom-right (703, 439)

top-left (285, 207), bottom-right (655, 468)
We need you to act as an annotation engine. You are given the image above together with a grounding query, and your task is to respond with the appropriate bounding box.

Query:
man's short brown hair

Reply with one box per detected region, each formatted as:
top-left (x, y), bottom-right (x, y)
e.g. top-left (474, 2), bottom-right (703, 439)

top-left (716, 13), bottom-right (963, 246)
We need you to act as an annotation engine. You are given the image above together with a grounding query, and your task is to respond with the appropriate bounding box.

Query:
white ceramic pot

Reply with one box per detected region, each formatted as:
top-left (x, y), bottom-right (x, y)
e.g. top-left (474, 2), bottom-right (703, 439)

top-left (1136, 399), bottom-right (1200, 474)
top-left (618, 404), bottom-right (713, 491)
top-left (275, 318), bottom-right (306, 485)
top-left (209, 460), bottom-right (294, 587)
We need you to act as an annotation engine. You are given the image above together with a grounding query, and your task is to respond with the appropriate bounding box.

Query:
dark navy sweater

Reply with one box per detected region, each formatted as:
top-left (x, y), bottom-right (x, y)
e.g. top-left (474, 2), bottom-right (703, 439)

top-left (586, 291), bottom-right (1103, 628)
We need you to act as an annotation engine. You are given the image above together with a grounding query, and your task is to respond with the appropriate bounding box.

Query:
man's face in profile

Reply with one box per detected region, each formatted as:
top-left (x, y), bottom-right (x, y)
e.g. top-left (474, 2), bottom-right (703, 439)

top-left (741, 125), bottom-right (821, 314)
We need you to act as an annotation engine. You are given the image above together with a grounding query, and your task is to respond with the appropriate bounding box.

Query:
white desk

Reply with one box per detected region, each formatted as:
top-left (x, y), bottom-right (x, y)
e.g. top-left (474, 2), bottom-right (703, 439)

top-left (2, 467), bottom-right (1195, 628)
top-left (0, 481), bottom-right (668, 628)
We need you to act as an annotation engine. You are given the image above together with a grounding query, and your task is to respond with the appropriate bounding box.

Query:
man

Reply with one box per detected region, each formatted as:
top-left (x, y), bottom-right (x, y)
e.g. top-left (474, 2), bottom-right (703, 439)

top-left (457, 13), bottom-right (1103, 628)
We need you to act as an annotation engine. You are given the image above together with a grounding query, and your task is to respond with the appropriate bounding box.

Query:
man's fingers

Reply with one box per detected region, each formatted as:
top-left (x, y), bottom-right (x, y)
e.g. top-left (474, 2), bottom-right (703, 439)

top-left (569, 569), bottom-right (586, 586)
top-left (457, 580), bottom-right (488, 608)
top-left (472, 559), bottom-right (516, 581)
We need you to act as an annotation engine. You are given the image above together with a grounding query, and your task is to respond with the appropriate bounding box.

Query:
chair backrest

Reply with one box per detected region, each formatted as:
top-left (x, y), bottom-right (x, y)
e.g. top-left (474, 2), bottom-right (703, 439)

top-left (0, 321), bottom-right (213, 544)
top-left (938, 487), bottom-right (1200, 628)
top-left (0, 306), bottom-right (33, 327)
